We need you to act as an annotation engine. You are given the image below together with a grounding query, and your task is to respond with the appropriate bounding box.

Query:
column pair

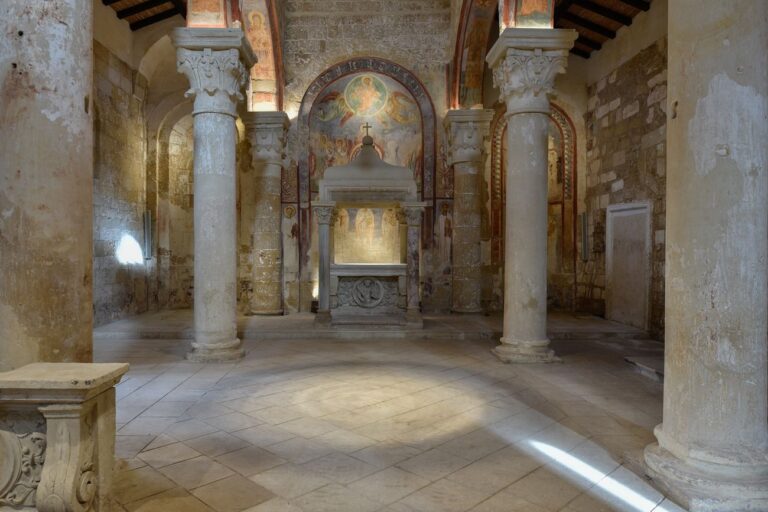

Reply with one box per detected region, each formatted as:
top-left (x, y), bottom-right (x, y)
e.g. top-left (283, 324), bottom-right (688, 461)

top-left (173, 28), bottom-right (255, 361)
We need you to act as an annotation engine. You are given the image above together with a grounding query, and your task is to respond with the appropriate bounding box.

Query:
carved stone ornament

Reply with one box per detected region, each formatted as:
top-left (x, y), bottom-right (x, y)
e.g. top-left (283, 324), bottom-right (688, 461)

top-left (0, 430), bottom-right (46, 508)
top-left (244, 112), bottom-right (290, 166)
top-left (177, 48), bottom-right (248, 116)
top-left (351, 278), bottom-right (385, 308)
top-left (492, 47), bottom-right (569, 114)
top-left (445, 110), bottom-right (494, 166)
top-left (313, 205), bottom-right (335, 225)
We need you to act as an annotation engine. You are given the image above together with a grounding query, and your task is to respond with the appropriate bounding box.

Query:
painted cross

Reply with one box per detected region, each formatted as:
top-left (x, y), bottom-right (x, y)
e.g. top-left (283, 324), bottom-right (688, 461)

top-left (362, 123), bottom-right (372, 137)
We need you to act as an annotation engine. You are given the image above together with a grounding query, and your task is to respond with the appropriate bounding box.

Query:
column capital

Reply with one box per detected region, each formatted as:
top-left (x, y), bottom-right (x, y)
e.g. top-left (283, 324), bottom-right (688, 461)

top-left (445, 109), bottom-right (494, 166)
top-left (243, 111), bottom-right (290, 168)
top-left (401, 202), bottom-right (427, 226)
top-left (172, 28), bottom-right (256, 117)
top-left (313, 202), bottom-right (336, 225)
top-left (486, 28), bottom-right (577, 115)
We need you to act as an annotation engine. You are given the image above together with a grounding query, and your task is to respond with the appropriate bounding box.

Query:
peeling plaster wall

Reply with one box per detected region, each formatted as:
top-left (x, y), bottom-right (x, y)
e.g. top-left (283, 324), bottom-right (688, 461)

top-left (93, 41), bottom-right (150, 325)
top-left (578, 38), bottom-right (668, 338)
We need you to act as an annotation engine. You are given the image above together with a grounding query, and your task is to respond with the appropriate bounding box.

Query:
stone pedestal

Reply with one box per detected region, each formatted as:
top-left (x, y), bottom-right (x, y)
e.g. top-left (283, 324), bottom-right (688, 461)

top-left (0, 0), bottom-right (94, 371)
top-left (243, 112), bottom-right (289, 316)
top-left (486, 28), bottom-right (576, 363)
top-left (173, 28), bottom-right (255, 362)
top-left (0, 363), bottom-right (129, 511)
top-left (445, 109), bottom-right (494, 313)
top-left (402, 204), bottom-right (426, 328)
top-left (313, 202), bottom-right (336, 326)
top-left (643, 2), bottom-right (768, 510)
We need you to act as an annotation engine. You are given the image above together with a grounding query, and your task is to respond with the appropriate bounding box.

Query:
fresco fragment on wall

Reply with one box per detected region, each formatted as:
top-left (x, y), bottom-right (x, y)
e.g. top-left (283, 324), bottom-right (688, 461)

top-left (308, 72), bottom-right (423, 193)
top-left (243, 0), bottom-right (277, 110)
top-left (499, 0), bottom-right (554, 30)
top-left (188, 0), bottom-right (227, 27)
top-left (458, 0), bottom-right (496, 108)
top-left (334, 208), bottom-right (402, 264)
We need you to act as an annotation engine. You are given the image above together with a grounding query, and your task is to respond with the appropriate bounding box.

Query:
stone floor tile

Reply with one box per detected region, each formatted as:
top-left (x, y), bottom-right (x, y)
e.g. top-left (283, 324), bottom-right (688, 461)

top-left (348, 467), bottom-right (430, 505)
top-left (265, 437), bottom-right (335, 464)
top-left (113, 466), bottom-right (178, 504)
top-left (351, 442), bottom-right (422, 468)
top-left (242, 497), bottom-right (303, 512)
top-left (117, 435), bottom-right (155, 459)
top-left (249, 463), bottom-right (331, 499)
top-left (120, 417), bottom-right (178, 436)
top-left (399, 478), bottom-right (488, 512)
top-left (215, 445), bottom-right (286, 476)
top-left (469, 492), bottom-right (549, 512)
top-left (505, 466), bottom-right (586, 511)
top-left (203, 412), bottom-right (263, 433)
top-left (437, 428), bottom-right (509, 462)
top-left (142, 401), bottom-right (195, 418)
top-left (138, 442), bottom-right (202, 468)
top-left (293, 484), bottom-right (382, 512)
top-left (185, 431), bottom-right (251, 457)
top-left (233, 424), bottom-right (296, 447)
top-left (248, 405), bottom-right (305, 425)
top-left (314, 428), bottom-right (377, 453)
top-left (653, 498), bottom-right (688, 512)
top-left (279, 417), bottom-right (338, 438)
top-left (396, 448), bottom-right (471, 481)
top-left (124, 487), bottom-right (216, 512)
top-left (301, 452), bottom-right (379, 484)
top-left (159, 455), bottom-right (235, 489)
top-left (191, 475), bottom-right (275, 512)
top-left (143, 434), bottom-right (178, 451)
top-left (587, 466), bottom-right (664, 512)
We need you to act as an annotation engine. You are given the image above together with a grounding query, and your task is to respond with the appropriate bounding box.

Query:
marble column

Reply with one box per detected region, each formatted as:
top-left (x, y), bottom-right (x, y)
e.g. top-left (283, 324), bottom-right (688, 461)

top-left (643, 2), bottom-right (768, 510)
top-left (0, 0), bottom-right (94, 371)
top-left (243, 111), bottom-right (289, 316)
top-left (402, 203), bottom-right (426, 327)
top-left (313, 202), bottom-right (335, 325)
top-left (486, 28), bottom-right (576, 363)
top-left (445, 109), bottom-right (494, 313)
top-left (173, 28), bottom-right (255, 362)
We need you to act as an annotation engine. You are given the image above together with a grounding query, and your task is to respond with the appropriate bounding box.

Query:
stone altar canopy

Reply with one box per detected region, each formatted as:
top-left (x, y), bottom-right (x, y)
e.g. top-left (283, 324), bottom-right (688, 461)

top-left (314, 131), bottom-right (426, 327)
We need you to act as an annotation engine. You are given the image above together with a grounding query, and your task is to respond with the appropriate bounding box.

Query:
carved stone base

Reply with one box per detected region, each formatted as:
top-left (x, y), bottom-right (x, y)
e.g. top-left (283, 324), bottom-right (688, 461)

top-left (493, 339), bottom-right (561, 363)
top-left (187, 339), bottom-right (244, 362)
top-left (644, 444), bottom-right (768, 512)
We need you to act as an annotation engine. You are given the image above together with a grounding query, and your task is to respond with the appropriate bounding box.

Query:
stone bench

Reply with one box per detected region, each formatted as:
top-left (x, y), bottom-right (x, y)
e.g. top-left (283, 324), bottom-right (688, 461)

top-left (0, 363), bottom-right (129, 511)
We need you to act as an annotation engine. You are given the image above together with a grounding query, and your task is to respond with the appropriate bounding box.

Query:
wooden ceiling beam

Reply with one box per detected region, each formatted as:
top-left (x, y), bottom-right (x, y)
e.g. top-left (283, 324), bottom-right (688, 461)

top-left (170, 0), bottom-right (187, 18)
top-left (576, 35), bottom-right (602, 50)
top-left (571, 47), bottom-right (591, 59)
top-left (130, 7), bottom-right (179, 30)
top-left (616, 0), bottom-right (651, 11)
top-left (117, 0), bottom-right (170, 19)
top-left (560, 12), bottom-right (616, 38)
top-left (572, 0), bottom-right (633, 25)
top-left (102, 0), bottom-right (122, 5)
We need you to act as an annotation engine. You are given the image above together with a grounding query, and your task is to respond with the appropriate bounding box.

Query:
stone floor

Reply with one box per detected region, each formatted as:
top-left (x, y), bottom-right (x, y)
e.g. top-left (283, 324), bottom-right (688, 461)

top-left (97, 311), bottom-right (683, 512)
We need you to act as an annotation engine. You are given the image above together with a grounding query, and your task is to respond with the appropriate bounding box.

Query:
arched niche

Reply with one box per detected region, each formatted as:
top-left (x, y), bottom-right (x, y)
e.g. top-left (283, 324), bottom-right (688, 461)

top-left (292, 58), bottom-right (437, 311)
top-left (488, 103), bottom-right (578, 310)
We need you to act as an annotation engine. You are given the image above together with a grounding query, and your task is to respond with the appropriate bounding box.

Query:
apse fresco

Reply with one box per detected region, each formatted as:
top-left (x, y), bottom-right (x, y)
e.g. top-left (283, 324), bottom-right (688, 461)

top-left (333, 207), bottom-right (402, 264)
top-left (309, 72), bottom-right (423, 193)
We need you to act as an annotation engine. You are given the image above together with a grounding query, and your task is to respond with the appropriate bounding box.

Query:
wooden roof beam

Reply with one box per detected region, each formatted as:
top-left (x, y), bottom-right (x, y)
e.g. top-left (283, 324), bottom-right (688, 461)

top-left (130, 7), bottom-right (179, 30)
top-left (573, 0), bottom-right (633, 25)
top-left (576, 35), bottom-right (602, 51)
top-left (118, 0), bottom-right (170, 19)
top-left (571, 47), bottom-right (591, 59)
top-left (560, 11), bottom-right (616, 38)
top-left (616, 0), bottom-right (651, 11)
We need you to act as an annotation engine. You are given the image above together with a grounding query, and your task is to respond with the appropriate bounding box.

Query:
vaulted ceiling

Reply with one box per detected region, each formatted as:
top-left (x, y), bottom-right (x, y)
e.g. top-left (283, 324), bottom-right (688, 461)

top-left (555, 0), bottom-right (651, 58)
top-left (102, 0), bottom-right (187, 31)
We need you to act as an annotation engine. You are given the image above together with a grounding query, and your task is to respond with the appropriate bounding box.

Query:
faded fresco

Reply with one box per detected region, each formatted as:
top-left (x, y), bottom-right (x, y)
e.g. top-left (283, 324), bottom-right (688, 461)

top-left (243, 0), bottom-right (277, 109)
top-left (308, 72), bottom-right (423, 193)
top-left (458, 0), bottom-right (496, 108)
top-left (333, 207), bottom-right (402, 264)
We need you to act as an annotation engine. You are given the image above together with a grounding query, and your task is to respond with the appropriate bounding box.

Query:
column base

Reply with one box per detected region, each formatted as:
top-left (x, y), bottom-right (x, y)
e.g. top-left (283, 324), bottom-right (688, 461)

top-left (314, 310), bottom-right (332, 326)
top-left (187, 339), bottom-right (244, 362)
top-left (492, 338), bottom-right (560, 364)
top-left (644, 443), bottom-right (768, 512)
top-left (249, 308), bottom-right (284, 316)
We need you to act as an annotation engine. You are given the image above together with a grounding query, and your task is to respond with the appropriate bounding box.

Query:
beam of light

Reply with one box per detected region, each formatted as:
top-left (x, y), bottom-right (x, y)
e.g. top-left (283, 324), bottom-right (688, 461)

top-left (116, 234), bottom-right (144, 265)
top-left (529, 441), bottom-right (665, 512)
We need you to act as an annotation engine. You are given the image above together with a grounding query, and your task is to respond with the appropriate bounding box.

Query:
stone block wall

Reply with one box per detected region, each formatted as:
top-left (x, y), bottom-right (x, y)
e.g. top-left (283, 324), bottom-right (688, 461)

top-left (93, 41), bottom-right (149, 325)
top-left (579, 38), bottom-right (667, 337)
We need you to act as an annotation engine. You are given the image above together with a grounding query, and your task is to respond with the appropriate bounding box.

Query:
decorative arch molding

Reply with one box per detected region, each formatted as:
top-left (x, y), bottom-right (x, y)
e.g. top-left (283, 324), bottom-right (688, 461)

top-left (489, 102), bottom-right (577, 268)
top-left (297, 57), bottom-right (437, 206)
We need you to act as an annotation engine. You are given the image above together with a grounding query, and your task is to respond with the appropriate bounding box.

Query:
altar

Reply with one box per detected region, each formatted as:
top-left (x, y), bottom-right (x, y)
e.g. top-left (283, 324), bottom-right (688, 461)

top-left (313, 131), bottom-right (426, 327)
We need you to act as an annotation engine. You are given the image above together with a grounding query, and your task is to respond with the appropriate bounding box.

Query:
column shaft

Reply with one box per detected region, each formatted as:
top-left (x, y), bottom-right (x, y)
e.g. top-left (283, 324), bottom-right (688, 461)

top-left (644, 2), bottom-right (768, 509)
top-left (313, 203), bottom-right (335, 325)
top-left (0, 0), bottom-right (94, 370)
top-left (402, 204), bottom-right (425, 326)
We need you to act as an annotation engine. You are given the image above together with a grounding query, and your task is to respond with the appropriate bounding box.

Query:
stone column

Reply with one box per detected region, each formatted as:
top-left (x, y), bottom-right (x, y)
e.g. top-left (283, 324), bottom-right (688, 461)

top-left (173, 28), bottom-right (255, 362)
top-left (402, 203), bottom-right (426, 327)
top-left (243, 111), bottom-right (289, 316)
top-left (313, 202), bottom-right (335, 325)
top-left (0, 0), bottom-right (94, 371)
top-left (643, 3), bottom-right (768, 510)
top-left (486, 28), bottom-right (576, 363)
top-left (445, 109), bottom-right (494, 313)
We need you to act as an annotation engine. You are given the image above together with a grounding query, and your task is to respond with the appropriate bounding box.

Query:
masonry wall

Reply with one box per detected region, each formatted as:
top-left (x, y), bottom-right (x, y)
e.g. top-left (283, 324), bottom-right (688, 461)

top-left (578, 38), bottom-right (667, 337)
top-left (93, 41), bottom-right (149, 325)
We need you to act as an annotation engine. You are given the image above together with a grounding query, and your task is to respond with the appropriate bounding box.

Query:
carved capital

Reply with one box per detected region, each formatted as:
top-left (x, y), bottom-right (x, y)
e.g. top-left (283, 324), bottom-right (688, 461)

top-left (486, 28), bottom-right (577, 115)
top-left (177, 48), bottom-right (249, 116)
top-left (313, 204), bottom-right (336, 225)
top-left (401, 204), bottom-right (425, 227)
top-left (244, 112), bottom-right (290, 168)
top-left (445, 110), bottom-right (494, 166)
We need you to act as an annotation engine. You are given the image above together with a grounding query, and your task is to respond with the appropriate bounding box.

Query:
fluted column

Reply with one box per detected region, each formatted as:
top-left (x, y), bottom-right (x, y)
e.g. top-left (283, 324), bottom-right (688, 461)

top-left (243, 111), bottom-right (289, 315)
top-left (0, 0), bottom-right (94, 371)
top-left (402, 203), bottom-right (426, 327)
top-left (643, 2), bottom-right (768, 509)
top-left (445, 109), bottom-right (494, 313)
top-left (486, 28), bottom-right (576, 363)
top-left (173, 28), bottom-right (255, 362)
top-left (313, 202), bottom-right (335, 325)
